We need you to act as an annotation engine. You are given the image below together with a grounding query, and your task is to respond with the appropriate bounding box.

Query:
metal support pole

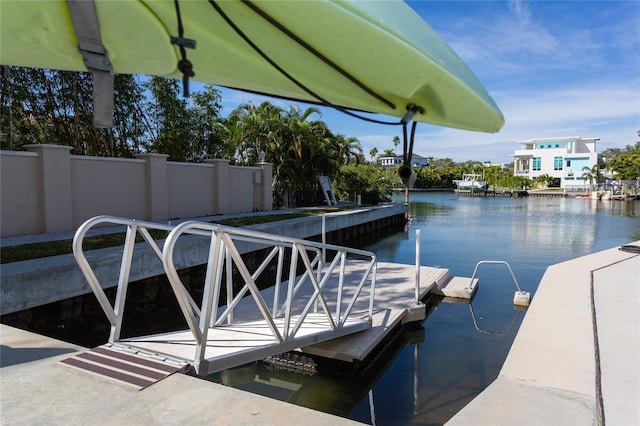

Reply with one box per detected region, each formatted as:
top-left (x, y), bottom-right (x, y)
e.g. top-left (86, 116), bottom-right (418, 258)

top-left (415, 229), bottom-right (421, 304)
top-left (322, 214), bottom-right (326, 264)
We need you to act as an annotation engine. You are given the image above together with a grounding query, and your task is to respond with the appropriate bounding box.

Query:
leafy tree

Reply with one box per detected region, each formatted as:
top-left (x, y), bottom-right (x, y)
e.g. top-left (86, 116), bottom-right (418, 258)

top-left (221, 102), bottom-right (341, 207)
top-left (275, 105), bottom-right (335, 206)
top-left (603, 142), bottom-right (640, 180)
top-left (111, 74), bottom-right (148, 156)
top-left (143, 77), bottom-right (197, 161)
top-left (334, 163), bottom-right (392, 204)
top-left (534, 174), bottom-right (554, 189)
top-left (225, 101), bottom-right (284, 165)
top-left (190, 84), bottom-right (226, 161)
top-left (331, 134), bottom-right (364, 165)
top-left (414, 167), bottom-right (434, 188)
top-left (581, 164), bottom-right (601, 188)
top-left (1, 66), bottom-right (144, 157)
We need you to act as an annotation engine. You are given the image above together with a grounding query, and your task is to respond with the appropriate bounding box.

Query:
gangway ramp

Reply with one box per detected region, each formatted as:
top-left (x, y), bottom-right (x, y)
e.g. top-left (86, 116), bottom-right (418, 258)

top-left (73, 216), bottom-right (379, 377)
top-left (116, 262), bottom-right (448, 374)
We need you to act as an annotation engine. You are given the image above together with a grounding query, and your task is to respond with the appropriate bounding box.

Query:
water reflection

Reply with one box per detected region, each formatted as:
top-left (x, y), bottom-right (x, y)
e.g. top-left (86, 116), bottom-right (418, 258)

top-left (206, 194), bottom-right (639, 425)
top-left (207, 320), bottom-right (427, 420)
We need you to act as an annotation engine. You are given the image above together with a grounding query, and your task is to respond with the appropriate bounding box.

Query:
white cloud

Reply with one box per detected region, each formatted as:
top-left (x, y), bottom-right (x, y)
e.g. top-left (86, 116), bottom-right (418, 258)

top-left (349, 77), bottom-right (639, 164)
top-left (497, 84), bottom-right (639, 127)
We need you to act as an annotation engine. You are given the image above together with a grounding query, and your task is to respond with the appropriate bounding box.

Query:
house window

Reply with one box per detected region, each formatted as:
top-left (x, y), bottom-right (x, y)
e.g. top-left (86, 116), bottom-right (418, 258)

top-left (547, 145), bottom-right (552, 148)
top-left (533, 157), bottom-right (541, 171)
top-left (555, 144), bottom-right (560, 148)
top-left (566, 160), bottom-right (571, 167)
top-left (539, 144), bottom-right (545, 149)
top-left (554, 156), bottom-right (563, 170)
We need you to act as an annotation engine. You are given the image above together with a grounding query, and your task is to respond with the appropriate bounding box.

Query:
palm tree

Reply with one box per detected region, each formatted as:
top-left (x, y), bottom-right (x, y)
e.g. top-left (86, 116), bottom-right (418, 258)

top-left (369, 147), bottom-right (378, 164)
top-left (534, 174), bottom-right (554, 189)
top-left (581, 164), bottom-right (600, 190)
top-left (331, 134), bottom-right (363, 165)
top-left (393, 135), bottom-right (400, 157)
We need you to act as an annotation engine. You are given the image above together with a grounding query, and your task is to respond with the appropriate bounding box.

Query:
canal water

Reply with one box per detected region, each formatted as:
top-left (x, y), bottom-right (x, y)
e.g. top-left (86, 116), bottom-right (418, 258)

top-left (206, 193), bottom-right (640, 425)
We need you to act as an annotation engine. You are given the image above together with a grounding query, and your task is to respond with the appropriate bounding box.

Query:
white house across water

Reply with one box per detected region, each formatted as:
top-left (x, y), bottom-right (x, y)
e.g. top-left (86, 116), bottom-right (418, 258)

top-left (380, 153), bottom-right (429, 168)
top-left (512, 136), bottom-right (599, 190)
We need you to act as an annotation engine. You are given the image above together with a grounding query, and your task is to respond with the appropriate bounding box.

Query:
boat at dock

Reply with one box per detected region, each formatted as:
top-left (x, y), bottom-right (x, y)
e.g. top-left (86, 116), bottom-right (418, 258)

top-left (453, 174), bottom-right (489, 191)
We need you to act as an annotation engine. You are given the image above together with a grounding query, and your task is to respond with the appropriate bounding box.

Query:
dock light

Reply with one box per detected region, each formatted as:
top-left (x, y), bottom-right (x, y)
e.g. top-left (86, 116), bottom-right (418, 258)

top-left (259, 150), bottom-right (266, 163)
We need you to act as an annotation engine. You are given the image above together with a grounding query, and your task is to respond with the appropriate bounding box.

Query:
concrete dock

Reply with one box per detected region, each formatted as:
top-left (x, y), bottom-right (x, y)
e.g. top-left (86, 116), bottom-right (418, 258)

top-left (1, 205), bottom-right (638, 425)
top-left (0, 325), bottom-right (364, 425)
top-left (447, 241), bottom-right (640, 425)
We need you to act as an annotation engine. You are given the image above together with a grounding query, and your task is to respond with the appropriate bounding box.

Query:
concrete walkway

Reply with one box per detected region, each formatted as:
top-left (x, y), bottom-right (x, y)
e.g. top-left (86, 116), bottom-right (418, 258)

top-left (0, 325), bottom-right (364, 425)
top-left (447, 242), bottom-right (640, 425)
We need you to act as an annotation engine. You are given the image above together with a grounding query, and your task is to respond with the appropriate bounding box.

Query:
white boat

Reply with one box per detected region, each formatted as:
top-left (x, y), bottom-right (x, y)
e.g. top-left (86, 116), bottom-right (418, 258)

top-left (454, 174), bottom-right (488, 191)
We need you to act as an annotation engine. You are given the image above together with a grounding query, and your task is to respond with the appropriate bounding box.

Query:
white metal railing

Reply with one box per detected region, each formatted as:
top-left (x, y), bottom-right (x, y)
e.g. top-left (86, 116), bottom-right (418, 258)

top-left (73, 216), bottom-right (182, 342)
top-left (468, 260), bottom-right (522, 292)
top-left (73, 216), bottom-right (377, 368)
top-left (469, 260), bottom-right (530, 306)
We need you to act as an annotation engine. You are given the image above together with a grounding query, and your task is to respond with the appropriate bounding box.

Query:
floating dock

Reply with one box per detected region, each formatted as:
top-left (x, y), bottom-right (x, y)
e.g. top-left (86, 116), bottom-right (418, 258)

top-left (62, 215), bottom-right (471, 382)
top-left (58, 261), bottom-right (453, 384)
top-left (301, 263), bottom-right (449, 362)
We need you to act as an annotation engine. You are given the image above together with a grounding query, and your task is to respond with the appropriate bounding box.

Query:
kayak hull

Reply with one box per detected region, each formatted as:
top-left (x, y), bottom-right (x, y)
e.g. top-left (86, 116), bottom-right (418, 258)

top-left (0, 0), bottom-right (503, 132)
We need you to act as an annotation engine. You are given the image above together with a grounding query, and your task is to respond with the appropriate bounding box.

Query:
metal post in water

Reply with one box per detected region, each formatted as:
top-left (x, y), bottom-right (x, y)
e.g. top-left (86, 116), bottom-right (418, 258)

top-left (414, 343), bottom-right (419, 415)
top-left (415, 229), bottom-right (421, 304)
top-left (368, 389), bottom-right (377, 426)
top-left (322, 214), bottom-right (326, 264)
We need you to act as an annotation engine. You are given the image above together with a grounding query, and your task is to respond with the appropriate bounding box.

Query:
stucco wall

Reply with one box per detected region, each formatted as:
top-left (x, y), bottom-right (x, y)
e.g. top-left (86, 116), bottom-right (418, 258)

top-left (0, 145), bottom-right (273, 237)
top-left (0, 151), bottom-right (41, 236)
top-left (71, 156), bottom-right (147, 225)
top-left (167, 162), bottom-right (216, 219)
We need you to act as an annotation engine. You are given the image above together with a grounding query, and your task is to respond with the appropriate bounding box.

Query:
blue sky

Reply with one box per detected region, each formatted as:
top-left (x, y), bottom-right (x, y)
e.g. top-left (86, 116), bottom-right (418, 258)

top-left (213, 0), bottom-right (639, 165)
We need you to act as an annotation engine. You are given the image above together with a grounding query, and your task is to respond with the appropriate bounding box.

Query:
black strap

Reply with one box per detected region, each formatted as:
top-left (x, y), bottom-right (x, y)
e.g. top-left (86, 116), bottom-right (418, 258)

top-left (171, 0), bottom-right (196, 97)
top-left (209, 0), bottom-right (405, 126)
top-left (66, 0), bottom-right (113, 128)
top-left (402, 105), bottom-right (422, 165)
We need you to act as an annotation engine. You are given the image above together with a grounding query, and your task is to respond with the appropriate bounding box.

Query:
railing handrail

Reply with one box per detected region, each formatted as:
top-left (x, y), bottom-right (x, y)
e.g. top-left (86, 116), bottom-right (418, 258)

top-left (72, 215), bottom-right (203, 342)
top-left (73, 215), bottom-right (377, 372)
top-left (468, 260), bottom-right (522, 292)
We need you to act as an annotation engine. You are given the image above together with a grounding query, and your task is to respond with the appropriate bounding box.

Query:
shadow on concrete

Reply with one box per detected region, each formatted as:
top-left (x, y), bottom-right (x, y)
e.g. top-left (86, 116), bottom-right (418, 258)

top-left (0, 345), bottom-right (76, 367)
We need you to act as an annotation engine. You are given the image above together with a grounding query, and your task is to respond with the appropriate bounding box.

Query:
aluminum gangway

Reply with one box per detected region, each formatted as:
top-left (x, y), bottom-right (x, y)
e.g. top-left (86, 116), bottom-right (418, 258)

top-left (73, 216), bottom-right (376, 376)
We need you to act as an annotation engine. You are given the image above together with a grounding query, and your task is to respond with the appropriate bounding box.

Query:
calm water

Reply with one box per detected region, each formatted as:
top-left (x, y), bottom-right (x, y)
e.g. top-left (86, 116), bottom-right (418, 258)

top-left (209, 193), bottom-right (640, 425)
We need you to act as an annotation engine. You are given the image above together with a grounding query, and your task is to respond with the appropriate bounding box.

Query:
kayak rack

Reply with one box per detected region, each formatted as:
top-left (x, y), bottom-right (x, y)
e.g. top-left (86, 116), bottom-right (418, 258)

top-left (469, 260), bottom-right (530, 307)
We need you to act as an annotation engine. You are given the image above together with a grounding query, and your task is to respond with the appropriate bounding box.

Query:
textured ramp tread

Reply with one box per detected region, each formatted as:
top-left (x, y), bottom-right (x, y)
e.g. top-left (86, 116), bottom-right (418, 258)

top-left (59, 344), bottom-right (186, 390)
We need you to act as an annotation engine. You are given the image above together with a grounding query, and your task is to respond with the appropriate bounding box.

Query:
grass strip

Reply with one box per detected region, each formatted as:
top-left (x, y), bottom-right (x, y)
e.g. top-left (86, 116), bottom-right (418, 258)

top-left (0, 207), bottom-right (355, 264)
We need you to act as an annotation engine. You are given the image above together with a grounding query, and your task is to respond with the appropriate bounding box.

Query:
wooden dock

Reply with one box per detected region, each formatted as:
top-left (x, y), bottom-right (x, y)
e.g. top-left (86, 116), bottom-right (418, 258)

top-left (456, 189), bottom-right (529, 197)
